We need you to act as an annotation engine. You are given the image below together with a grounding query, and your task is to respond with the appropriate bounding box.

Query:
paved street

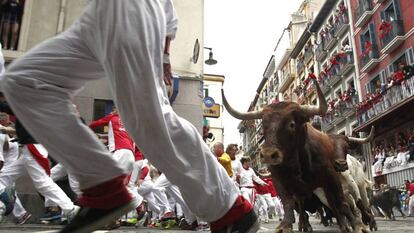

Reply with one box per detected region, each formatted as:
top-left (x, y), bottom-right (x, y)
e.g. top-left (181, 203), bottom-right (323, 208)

top-left (1, 216), bottom-right (414, 233)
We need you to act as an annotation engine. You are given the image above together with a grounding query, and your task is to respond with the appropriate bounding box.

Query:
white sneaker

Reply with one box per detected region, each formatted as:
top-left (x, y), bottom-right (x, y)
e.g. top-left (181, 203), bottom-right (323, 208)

top-left (62, 205), bottom-right (80, 223)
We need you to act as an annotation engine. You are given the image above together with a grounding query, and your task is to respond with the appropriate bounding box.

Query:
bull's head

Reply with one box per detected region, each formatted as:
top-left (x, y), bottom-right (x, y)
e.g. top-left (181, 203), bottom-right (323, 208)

top-left (222, 83), bottom-right (327, 165)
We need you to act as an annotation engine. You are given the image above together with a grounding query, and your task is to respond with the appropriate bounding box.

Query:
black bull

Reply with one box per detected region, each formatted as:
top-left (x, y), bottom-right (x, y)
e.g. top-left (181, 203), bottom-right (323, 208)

top-left (222, 83), bottom-right (373, 233)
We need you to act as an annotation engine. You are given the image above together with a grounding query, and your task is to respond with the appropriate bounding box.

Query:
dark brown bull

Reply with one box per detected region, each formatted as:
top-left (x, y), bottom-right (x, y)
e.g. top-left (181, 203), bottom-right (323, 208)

top-left (222, 83), bottom-right (370, 233)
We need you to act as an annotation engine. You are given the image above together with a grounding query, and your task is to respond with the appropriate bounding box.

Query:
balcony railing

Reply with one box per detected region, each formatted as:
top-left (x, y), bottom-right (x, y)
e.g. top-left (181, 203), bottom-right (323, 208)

top-left (297, 59), bottom-right (305, 75)
top-left (323, 29), bottom-right (337, 51)
top-left (334, 14), bottom-right (349, 37)
top-left (316, 42), bottom-right (327, 62)
top-left (380, 20), bottom-right (405, 54)
top-left (355, 0), bottom-right (374, 28)
top-left (356, 76), bottom-right (414, 126)
top-left (360, 43), bottom-right (380, 73)
top-left (338, 52), bottom-right (354, 76)
top-left (322, 96), bottom-right (358, 131)
top-left (304, 48), bottom-right (314, 64)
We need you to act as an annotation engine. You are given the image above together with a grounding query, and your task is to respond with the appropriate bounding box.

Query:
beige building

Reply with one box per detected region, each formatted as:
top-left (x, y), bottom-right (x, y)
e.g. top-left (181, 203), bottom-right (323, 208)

top-left (1, 0), bottom-right (206, 219)
top-left (202, 74), bottom-right (225, 148)
top-left (2, 0), bottom-right (205, 132)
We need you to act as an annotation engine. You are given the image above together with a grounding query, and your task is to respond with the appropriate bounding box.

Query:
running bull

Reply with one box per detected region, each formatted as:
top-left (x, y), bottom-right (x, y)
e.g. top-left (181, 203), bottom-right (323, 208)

top-left (222, 83), bottom-right (371, 233)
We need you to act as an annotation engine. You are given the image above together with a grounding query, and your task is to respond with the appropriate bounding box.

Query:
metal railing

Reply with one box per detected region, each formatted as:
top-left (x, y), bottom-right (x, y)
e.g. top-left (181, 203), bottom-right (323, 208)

top-left (315, 42), bottom-right (326, 61)
top-left (355, 0), bottom-right (373, 24)
top-left (356, 76), bottom-right (414, 126)
top-left (334, 14), bottom-right (349, 37)
top-left (380, 20), bottom-right (404, 49)
top-left (360, 43), bottom-right (379, 68)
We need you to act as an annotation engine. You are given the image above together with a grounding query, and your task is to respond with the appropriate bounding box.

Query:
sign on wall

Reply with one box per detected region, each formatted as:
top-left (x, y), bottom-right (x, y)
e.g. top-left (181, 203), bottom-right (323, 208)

top-left (203, 103), bottom-right (220, 118)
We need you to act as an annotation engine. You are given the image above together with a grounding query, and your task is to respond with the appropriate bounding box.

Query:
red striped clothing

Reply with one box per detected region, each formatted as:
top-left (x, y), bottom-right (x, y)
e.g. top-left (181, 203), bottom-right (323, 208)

top-left (90, 113), bottom-right (134, 152)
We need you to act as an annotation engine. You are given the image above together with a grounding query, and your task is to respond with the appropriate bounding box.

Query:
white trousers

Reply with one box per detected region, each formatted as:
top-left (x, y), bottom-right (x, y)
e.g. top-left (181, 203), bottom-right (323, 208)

top-left (273, 196), bottom-right (284, 217)
top-left (138, 180), bottom-right (171, 218)
top-left (241, 187), bottom-right (256, 206)
top-left (0, 0), bottom-right (237, 221)
top-left (255, 194), bottom-right (269, 219)
top-left (0, 145), bottom-right (74, 216)
top-left (154, 173), bottom-right (196, 223)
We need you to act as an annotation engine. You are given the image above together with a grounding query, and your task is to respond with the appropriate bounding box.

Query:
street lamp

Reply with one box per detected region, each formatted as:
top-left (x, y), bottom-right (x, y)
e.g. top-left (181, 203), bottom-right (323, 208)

top-left (204, 47), bottom-right (218, 65)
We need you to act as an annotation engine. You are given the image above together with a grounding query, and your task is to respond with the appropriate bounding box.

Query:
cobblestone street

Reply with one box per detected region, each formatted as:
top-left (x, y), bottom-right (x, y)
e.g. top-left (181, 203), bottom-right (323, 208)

top-left (1, 216), bottom-right (414, 233)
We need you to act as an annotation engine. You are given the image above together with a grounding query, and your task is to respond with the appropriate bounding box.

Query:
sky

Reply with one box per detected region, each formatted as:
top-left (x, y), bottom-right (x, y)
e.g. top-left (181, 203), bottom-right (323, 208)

top-left (204, 0), bottom-right (302, 145)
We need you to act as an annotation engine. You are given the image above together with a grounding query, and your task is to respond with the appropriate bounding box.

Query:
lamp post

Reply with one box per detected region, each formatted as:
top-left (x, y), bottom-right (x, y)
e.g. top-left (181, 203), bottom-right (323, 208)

top-left (204, 47), bottom-right (218, 65)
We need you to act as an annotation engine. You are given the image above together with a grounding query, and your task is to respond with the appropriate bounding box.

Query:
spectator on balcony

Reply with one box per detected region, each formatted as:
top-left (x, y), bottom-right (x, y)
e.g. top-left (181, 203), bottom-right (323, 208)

top-left (409, 129), bottom-right (414, 162)
top-left (396, 145), bottom-right (409, 166)
top-left (361, 40), bottom-right (372, 58)
top-left (400, 62), bottom-right (414, 80)
top-left (379, 19), bottom-right (393, 40)
top-left (373, 147), bottom-right (385, 174)
top-left (339, 2), bottom-right (347, 16)
top-left (0, 0), bottom-right (23, 51)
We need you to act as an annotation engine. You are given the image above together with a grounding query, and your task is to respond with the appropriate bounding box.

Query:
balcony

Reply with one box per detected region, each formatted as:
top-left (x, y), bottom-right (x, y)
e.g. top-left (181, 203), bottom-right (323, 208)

top-left (356, 77), bottom-right (414, 128)
top-left (304, 48), bottom-right (314, 64)
top-left (316, 42), bottom-right (327, 62)
top-left (323, 30), bottom-right (337, 51)
top-left (279, 64), bottom-right (296, 93)
top-left (297, 59), bottom-right (305, 75)
top-left (338, 52), bottom-right (354, 76)
top-left (334, 15), bottom-right (349, 38)
top-left (329, 72), bottom-right (342, 87)
top-left (380, 20), bottom-right (405, 55)
top-left (360, 44), bottom-right (380, 73)
top-left (322, 96), bottom-right (358, 132)
top-left (355, 0), bottom-right (374, 28)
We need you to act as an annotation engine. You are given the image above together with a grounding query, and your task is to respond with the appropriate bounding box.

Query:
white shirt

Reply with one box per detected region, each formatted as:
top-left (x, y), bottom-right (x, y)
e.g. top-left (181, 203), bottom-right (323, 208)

top-left (239, 167), bottom-right (266, 187)
top-left (231, 159), bottom-right (242, 178)
top-left (160, 0), bottom-right (178, 39)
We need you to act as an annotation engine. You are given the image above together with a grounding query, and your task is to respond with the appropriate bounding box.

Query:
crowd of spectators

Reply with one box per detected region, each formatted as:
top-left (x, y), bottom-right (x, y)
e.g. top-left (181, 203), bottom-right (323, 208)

top-left (356, 63), bottom-right (414, 124)
top-left (372, 130), bottom-right (414, 175)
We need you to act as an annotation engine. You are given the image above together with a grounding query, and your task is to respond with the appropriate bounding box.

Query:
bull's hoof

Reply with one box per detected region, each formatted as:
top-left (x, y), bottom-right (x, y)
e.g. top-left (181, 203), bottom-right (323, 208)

top-left (369, 220), bottom-right (378, 231)
top-left (276, 222), bottom-right (293, 233)
top-left (275, 229), bottom-right (294, 233)
top-left (298, 225), bottom-right (313, 232)
top-left (334, 159), bottom-right (348, 172)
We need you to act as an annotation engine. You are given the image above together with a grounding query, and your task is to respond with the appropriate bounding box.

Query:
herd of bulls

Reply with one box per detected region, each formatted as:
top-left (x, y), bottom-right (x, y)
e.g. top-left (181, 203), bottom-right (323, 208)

top-left (222, 83), bottom-right (395, 233)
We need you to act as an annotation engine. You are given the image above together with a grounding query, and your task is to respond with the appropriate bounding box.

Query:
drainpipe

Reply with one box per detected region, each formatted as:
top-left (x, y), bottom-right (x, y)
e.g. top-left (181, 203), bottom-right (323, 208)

top-left (57, 0), bottom-right (67, 34)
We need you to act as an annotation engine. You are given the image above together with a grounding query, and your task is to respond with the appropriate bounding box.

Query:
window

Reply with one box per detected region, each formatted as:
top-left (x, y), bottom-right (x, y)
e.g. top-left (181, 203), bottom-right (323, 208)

top-left (389, 53), bottom-right (406, 73)
top-left (383, 3), bottom-right (397, 22)
top-left (381, 0), bottom-right (402, 22)
top-left (335, 88), bottom-right (342, 98)
top-left (359, 23), bottom-right (377, 52)
top-left (405, 48), bottom-right (414, 65)
top-left (366, 74), bottom-right (381, 94)
top-left (0, 0), bottom-right (26, 50)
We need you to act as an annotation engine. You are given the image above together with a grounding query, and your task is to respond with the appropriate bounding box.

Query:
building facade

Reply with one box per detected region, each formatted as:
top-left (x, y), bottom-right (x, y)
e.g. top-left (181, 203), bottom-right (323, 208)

top-left (1, 0), bottom-right (205, 132)
top-left (0, 0), bottom-right (206, 220)
top-left (349, 0), bottom-right (414, 186)
top-left (202, 74), bottom-right (225, 148)
top-left (238, 0), bottom-right (324, 170)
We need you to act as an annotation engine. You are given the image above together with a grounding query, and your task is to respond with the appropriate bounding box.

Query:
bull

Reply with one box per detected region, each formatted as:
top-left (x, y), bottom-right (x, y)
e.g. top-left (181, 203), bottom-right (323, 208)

top-left (370, 187), bottom-right (405, 220)
top-left (222, 83), bottom-right (372, 233)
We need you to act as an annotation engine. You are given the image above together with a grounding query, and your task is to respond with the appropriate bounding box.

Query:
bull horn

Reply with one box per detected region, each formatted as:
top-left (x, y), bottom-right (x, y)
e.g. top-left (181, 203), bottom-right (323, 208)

top-left (300, 82), bottom-right (328, 116)
top-left (221, 89), bottom-right (263, 120)
top-left (348, 126), bottom-right (375, 144)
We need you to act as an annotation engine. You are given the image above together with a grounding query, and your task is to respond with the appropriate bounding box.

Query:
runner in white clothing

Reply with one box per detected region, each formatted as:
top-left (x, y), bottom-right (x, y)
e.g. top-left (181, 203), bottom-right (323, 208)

top-left (238, 157), bottom-right (267, 205)
top-left (0, 1), bottom-right (259, 232)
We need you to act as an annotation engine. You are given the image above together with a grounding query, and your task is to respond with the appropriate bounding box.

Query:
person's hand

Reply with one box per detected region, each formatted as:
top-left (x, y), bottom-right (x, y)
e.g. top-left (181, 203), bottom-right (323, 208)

top-left (163, 54), bottom-right (172, 86)
top-left (137, 179), bottom-right (144, 186)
